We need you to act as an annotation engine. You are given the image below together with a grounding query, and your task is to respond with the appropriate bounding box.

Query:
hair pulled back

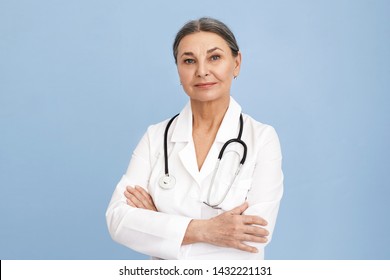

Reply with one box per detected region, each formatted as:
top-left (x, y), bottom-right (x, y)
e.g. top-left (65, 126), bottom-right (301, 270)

top-left (173, 17), bottom-right (239, 64)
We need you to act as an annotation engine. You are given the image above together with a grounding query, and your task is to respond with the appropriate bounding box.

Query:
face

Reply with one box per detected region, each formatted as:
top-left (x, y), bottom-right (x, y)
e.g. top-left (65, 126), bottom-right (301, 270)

top-left (176, 31), bottom-right (241, 103)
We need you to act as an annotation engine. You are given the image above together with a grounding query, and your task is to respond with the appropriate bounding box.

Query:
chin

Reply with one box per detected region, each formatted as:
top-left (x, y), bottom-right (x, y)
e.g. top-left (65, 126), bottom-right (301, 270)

top-left (189, 95), bottom-right (228, 104)
top-left (186, 89), bottom-right (229, 103)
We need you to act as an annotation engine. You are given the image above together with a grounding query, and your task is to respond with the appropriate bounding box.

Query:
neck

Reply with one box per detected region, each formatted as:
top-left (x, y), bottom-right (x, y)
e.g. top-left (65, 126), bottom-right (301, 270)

top-left (190, 96), bottom-right (230, 131)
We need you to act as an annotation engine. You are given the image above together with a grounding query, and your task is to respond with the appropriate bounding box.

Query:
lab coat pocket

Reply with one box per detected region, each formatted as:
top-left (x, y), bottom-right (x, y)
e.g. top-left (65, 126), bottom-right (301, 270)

top-left (217, 178), bottom-right (252, 211)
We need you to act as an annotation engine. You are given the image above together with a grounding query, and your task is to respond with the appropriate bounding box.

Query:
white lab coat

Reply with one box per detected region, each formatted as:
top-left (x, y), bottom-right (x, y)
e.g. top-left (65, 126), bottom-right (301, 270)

top-left (106, 97), bottom-right (283, 259)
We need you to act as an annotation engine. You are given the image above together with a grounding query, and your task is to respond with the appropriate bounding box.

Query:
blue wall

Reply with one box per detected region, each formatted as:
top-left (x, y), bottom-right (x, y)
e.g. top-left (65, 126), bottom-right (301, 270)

top-left (1, 0), bottom-right (389, 259)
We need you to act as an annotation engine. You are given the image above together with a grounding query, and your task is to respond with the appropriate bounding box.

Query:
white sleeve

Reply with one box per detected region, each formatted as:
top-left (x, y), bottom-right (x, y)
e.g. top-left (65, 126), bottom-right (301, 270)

top-left (105, 128), bottom-right (192, 260)
top-left (244, 126), bottom-right (284, 252)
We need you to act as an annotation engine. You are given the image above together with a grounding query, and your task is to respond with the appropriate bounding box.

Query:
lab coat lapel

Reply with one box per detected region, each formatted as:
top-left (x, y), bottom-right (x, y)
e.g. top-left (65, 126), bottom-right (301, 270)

top-left (199, 97), bottom-right (243, 180)
top-left (178, 142), bottom-right (201, 185)
top-left (170, 98), bottom-right (243, 185)
top-left (171, 102), bottom-right (201, 185)
top-left (215, 97), bottom-right (242, 143)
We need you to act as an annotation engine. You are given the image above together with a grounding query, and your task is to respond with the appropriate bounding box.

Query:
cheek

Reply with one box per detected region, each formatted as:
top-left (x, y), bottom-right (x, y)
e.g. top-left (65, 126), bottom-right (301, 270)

top-left (214, 66), bottom-right (234, 82)
top-left (213, 61), bottom-right (236, 79)
top-left (177, 66), bottom-right (193, 83)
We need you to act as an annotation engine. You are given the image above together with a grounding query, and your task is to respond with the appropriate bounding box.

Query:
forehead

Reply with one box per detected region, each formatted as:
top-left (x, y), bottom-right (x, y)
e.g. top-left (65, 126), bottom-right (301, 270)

top-left (177, 31), bottom-right (230, 54)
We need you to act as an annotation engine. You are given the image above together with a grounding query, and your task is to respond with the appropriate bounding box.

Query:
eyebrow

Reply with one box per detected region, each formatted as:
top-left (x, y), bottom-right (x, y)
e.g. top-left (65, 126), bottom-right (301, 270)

top-left (181, 47), bottom-right (224, 57)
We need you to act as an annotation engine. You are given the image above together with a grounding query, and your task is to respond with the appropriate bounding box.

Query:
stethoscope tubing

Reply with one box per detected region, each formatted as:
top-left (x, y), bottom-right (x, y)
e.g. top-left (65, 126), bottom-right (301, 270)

top-left (163, 113), bottom-right (179, 176)
top-left (160, 112), bottom-right (247, 208)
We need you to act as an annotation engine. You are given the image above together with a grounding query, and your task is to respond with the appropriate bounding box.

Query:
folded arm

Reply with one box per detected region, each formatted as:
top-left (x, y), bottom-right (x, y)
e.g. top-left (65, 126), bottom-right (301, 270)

top-left (125, 186), bottom-right (270, 253)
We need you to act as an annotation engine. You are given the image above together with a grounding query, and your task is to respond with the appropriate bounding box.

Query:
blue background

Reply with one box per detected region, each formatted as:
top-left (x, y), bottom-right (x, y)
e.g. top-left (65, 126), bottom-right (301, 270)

top-left (1, 0), bottom-right (389, 259)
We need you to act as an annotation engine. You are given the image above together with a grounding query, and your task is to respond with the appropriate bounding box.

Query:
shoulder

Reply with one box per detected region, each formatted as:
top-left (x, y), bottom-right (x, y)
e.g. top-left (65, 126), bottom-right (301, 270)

top-left (143, 115), bottom-right (177, 139)
top-left (146, 116), bottom-right (172, 132)
top-left (242, 113), bottom-right (280, 142)
top-left (242, 113), bottom-right (282, 161)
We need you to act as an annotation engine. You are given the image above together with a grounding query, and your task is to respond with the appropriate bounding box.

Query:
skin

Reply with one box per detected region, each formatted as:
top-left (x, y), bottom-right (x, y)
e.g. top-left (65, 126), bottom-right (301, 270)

top-left (177, 31), bottom-right (241, 170)
top-left (124, 31), bottom-right (269, 253)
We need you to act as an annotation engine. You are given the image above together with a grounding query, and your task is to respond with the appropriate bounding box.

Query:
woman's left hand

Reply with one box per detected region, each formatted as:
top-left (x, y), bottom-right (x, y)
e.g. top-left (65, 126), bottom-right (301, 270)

top-left (124, 185), bottom-right (157, 211)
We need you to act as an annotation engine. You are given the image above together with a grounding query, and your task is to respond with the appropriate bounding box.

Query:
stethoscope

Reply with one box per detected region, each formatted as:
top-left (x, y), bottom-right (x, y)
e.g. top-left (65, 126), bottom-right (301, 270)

top-left (158, 113), bottom-right (247, 209)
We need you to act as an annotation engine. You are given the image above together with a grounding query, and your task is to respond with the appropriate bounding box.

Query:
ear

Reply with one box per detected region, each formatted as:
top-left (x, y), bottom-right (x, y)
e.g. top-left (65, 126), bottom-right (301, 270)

top-left (233, 51), bottom-right (242, 78)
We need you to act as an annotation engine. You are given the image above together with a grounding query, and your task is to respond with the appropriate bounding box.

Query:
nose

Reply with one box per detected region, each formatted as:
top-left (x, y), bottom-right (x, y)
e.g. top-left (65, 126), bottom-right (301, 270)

top-left (195, 61), bottom-right (209, 78)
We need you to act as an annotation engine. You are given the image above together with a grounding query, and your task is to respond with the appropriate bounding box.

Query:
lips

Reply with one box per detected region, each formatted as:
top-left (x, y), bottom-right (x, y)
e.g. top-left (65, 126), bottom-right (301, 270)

top-left (194, 82), bottom-right (217, 89)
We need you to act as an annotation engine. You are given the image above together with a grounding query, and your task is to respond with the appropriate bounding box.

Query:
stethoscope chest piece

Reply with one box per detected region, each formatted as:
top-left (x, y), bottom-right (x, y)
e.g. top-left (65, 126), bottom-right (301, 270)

top-left (159, 174), bottom-right (176, 189)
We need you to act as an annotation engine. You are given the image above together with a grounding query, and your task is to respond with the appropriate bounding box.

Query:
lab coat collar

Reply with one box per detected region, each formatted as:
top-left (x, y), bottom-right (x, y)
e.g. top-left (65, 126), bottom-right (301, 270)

top-left (170, 101), bottom-right (193, 142)
top-left (171, 97), bottom-right (242, 143)
top-left (215, 97), bottom-right (242, 143)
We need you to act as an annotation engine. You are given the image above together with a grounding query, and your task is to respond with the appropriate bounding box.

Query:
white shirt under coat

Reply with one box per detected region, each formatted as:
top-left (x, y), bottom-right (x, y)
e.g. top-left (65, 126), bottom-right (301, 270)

top-left (106, 97), bottom-right (284, 259)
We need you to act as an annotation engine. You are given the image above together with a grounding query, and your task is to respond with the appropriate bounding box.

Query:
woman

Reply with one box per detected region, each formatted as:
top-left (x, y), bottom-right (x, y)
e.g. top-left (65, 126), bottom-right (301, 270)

top-left (106, 17), bottom-right (283, 260)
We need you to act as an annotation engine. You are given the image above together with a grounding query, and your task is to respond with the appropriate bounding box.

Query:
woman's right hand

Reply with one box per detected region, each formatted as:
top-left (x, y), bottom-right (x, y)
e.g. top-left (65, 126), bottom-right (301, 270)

top-left (124, 185), bottom-right (157, 212)
top-left (183, 202), bottom-right (269, 253)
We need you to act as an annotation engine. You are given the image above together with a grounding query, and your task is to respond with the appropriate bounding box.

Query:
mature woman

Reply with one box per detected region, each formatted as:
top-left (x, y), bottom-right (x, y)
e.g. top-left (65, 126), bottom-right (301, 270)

top-left (106, 17), bottom-right (283, 260)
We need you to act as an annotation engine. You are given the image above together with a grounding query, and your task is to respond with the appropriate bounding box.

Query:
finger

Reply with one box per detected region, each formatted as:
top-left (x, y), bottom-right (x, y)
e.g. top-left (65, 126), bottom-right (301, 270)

top-left (135, 185), bottom-right (155, 205)
top-left (126, 185), bottom-right (136, 193)
top-left (124, 191), bottom-right (140, 206)
top-left (242, 215), bottom-right (268, 226)
top-left (229, 202), bottom-right (249, 215)
top-left (124, 189), bottom-right (144, 206)
top-left (126, 199), bottom-right (136, 207)
top-left (133, 186), bottom-right (156, 211)
top-left (129, 188), bottom-right (150, 208)
top-left (128, 192), bottom-right (145, 208)
top-left (125, 186), bottom-right (155, 210)
top-left (243, 225), bottom-right (269, 237)
top-left (234, 231), bottom-right (268, 244)
top-left (126, 187), bottom-right (146, 204)
top-left (127, 192), bottom-right (156, 211)
top-left (128, 186), bottom-right (157, 211)
top-left (124, 190), bottom-right (132, 199)
top-left (235, 241), bottom-right (259, 253)
top-left (240, 233), bottom-right (268, 244)
top-left (125, 186), bottom-right (136, 198)
top-left (127, 186), bottom-right (149, 204)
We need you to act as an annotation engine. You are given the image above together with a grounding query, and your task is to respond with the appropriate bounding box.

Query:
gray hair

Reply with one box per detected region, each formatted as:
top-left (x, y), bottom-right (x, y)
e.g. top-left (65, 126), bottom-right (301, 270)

top-left (173, 17), bottom-right (239, 64)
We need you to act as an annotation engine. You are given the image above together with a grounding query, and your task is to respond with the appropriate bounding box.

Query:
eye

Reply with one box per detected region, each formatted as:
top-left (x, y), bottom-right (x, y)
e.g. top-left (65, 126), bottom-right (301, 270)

top-left (210, 55), bottom-right (221, 61)
top-left (184, 58), bottom-right (195, 64)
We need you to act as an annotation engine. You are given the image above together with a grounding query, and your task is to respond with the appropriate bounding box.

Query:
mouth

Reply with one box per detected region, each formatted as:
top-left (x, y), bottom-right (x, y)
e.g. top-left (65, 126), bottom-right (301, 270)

top-left (194, 82), bottom-right (217, 89)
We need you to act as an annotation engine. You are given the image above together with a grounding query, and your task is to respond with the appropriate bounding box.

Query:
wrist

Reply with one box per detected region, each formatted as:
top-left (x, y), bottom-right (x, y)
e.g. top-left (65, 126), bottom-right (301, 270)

top-left (182, 219), bottom-right (208, 245)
